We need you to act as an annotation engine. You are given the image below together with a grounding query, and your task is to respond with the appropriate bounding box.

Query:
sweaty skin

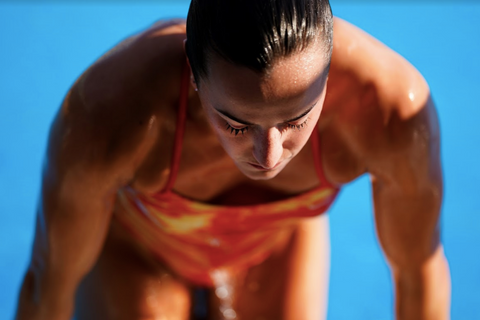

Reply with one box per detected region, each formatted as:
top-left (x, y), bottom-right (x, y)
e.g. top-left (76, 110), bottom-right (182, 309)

top-left (15, 18), bottom-right (450, 320)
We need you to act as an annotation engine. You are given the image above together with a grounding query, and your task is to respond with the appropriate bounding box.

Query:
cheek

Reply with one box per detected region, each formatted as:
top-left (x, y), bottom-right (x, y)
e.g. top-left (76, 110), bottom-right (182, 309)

top-left (219, 135), bottom-right (251, 158)
top-left (284, 121), bottom-right (316, 148)
top-left (283, 133), bottom-right (310, 156)
top-left (208, 118), bottom-right (251, 156)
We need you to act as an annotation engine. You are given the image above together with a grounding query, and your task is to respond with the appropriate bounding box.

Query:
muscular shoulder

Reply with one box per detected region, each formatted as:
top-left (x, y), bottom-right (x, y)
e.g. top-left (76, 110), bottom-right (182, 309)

top-left (50, 20), bottom-right (187, 180)
top-left (325, 18), bottom-right (437, 177)
top-left (331, 17), bottom-right (430, 115)
top-left (77, 19), bottom-right (187, 114)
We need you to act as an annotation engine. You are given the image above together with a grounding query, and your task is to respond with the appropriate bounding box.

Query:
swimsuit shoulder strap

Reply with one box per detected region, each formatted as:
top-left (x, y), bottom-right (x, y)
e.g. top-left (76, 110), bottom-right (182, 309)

top-left (162, 66), bottom-right (337, 193)
top-left (310, 123), bottom-right (338, 189)
top-left (162, 63), bottom-right (190, 193)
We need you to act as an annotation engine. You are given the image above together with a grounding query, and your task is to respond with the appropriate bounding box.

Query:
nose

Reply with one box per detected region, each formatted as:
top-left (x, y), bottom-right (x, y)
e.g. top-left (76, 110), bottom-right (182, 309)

top-left (252, 127), bottom-right (283, 169)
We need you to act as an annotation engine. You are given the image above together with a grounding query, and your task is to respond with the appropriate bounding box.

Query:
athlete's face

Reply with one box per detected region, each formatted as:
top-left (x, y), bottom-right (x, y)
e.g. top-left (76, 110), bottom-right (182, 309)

top-left (195, 44), bottom-right (329, 180)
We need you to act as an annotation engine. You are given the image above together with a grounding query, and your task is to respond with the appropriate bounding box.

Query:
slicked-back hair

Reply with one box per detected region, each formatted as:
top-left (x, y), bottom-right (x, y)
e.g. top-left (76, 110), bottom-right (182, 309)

top-left (185, 0), bottom-right (333, 85)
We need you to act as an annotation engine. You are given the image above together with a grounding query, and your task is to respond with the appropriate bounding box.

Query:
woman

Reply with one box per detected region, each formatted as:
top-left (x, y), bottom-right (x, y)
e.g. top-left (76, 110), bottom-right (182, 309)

top-left (15, 0), bottom-right (450, 319)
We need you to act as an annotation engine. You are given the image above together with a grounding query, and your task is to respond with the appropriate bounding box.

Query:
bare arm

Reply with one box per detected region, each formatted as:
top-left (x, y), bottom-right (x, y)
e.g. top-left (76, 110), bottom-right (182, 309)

top-left (15, 81), bottom-right (156, 320)
top-left (328, 18), bottom-right (451, 318)
top-left (369, 95), bottom-right (450, 320)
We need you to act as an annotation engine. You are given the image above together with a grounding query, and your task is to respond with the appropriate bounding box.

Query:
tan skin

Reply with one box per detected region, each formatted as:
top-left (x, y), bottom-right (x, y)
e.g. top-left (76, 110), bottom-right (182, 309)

top-left (15, 18), bottom-right (450, 320)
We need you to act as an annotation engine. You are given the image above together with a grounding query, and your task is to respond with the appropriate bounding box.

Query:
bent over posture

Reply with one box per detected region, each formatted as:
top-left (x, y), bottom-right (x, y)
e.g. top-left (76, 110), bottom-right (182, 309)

top-left (16, 0), bottom-right (450, 319)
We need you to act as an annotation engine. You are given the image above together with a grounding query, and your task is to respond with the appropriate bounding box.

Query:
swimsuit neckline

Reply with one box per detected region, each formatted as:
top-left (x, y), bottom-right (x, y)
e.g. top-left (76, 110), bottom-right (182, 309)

top-left (154, 182), bottom-right (337, 210)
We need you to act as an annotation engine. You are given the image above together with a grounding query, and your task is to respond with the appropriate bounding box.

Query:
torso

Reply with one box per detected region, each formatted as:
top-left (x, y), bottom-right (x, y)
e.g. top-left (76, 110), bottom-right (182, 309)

top-left (70, 15), bottom-right (430, 288)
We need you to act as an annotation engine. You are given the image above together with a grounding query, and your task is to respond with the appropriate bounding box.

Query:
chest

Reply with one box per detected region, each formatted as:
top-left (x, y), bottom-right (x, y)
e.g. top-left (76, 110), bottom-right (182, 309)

top-left (131, 108), bottom-right (364, 206)
top-left (132, 127), bottom-right (329, 204)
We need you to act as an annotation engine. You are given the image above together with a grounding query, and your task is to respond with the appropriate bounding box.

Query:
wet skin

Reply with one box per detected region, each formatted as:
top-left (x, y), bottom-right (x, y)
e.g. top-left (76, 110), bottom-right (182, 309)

top-left (16, 18), bottom-right (450, 320)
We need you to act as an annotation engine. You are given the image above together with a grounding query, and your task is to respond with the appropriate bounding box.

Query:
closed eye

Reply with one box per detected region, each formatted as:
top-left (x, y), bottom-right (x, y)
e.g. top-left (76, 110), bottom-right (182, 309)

top-left (286, 118), bottom-right (309, 130)
top-left (225, 122), bottom-right (249, 136)
top-left (225, 117), bottom-right (309, 136)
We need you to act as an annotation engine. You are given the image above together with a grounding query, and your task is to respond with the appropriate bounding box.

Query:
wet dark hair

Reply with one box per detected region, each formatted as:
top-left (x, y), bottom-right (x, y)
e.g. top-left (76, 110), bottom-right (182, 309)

top-left (185, 0), bottom-right (333, 85)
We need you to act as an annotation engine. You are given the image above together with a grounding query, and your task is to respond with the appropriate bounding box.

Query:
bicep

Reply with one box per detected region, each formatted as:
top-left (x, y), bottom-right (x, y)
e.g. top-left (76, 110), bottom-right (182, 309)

top-left (30, 87), bottom-right (130, 291)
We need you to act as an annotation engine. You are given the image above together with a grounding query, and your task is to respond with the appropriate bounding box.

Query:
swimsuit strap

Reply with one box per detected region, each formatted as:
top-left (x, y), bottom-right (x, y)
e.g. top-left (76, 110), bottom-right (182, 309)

top-left (162, 64), bottom-right (336, 193)
top-left (310, 123), bottom-right (337, 189)
top-left (162, 63), bottom-right (190, 193)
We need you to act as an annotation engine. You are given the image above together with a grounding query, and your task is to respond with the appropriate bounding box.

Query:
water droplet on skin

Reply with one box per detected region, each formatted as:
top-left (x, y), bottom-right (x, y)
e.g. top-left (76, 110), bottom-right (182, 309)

top-left (210, 269), bottom-right (237, 319)
top-left (223, 308), bottom-right (237, 319)
top-left (409, 91), bottom-right (415, 102)
top-left (216, 286), bottom-right (229, 299)
top-left (148, 115), bottom-right (156, 130)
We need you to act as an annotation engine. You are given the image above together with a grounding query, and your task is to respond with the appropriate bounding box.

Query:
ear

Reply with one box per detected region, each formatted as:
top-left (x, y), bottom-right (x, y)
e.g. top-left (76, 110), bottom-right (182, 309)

top-left (183, 39), bottom-right (198, 92)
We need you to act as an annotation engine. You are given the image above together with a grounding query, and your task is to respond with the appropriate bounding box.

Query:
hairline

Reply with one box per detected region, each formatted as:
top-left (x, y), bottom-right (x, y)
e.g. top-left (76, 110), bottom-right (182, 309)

top-left (193, 38), bottom-right (332, 88)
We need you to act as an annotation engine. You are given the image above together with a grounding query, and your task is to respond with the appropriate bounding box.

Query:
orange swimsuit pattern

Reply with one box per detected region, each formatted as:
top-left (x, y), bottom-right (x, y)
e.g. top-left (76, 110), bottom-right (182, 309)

top-left (114, 65), bottom-right (340, 286)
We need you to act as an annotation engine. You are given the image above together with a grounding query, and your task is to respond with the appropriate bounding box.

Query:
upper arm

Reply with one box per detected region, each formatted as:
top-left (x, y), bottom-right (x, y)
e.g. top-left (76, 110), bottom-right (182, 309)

top-left (366, 80), bottom-right (443, 271)
top-left (31, 76), bottom-right (158, 293)
top-left (332, 17), bottom-right (444, 269)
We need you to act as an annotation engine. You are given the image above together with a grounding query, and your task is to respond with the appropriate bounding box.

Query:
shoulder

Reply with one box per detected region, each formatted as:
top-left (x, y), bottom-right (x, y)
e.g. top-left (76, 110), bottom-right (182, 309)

top-left (78, 19), bottom-right (187, 111)
top-left (49, 19), bottom-right (188, 179)
top-left (331, 17), bottom-right (430, 114)
top-left (325, 17), bottom-right (438, 175)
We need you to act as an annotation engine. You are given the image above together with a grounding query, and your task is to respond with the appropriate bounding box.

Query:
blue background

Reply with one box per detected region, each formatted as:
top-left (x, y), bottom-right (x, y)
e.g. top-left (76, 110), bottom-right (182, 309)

top-left (0, 2), bottom-right (479, 319)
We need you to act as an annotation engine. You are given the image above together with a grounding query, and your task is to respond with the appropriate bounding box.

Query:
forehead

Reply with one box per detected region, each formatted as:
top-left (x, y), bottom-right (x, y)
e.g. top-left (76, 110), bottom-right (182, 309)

top-left (202, 45), bottom-right (329, 122)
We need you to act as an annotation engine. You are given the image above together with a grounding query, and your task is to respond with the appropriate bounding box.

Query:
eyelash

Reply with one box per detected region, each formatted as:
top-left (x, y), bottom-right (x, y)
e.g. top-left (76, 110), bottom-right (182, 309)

top-left (225, 118), bottom-right (309, 136)
top-left (286, 118), bottom-right (309, 130)
top-left (225, 123), bottom-right (249, 136)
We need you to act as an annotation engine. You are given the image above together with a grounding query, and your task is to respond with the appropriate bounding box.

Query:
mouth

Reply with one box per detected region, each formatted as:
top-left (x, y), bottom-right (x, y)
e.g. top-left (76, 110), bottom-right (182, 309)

top-left (247, 161), bottom-right (283, 172)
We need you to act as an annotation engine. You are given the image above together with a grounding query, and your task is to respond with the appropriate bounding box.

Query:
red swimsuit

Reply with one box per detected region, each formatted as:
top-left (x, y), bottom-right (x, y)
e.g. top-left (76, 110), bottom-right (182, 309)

top-left (114, 65), bottom-right (340, 286)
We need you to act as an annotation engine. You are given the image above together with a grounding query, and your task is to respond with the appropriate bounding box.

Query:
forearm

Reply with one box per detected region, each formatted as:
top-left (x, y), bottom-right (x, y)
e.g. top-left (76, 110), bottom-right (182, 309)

top-left (16, 174), bottom-right (116, 320)
top-left (393, 246), bottom-right (451, 320)
top-left (15, 269), bottom-right (77, 320)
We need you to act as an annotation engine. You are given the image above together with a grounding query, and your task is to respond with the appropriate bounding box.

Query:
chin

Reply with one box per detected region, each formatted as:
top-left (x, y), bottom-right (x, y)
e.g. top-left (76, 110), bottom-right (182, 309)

top-left (243, 171), bottom-right (280, 181)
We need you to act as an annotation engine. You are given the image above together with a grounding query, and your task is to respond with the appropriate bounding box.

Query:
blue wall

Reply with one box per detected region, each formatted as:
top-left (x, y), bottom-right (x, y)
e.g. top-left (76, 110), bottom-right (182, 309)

top-left (0, 2), bottom-right (478, 319)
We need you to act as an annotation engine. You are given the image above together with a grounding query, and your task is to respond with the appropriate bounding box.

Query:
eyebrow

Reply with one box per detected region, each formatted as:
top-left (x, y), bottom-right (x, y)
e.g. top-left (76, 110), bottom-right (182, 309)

top-left (214, 102), bottom-right (318, 126)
